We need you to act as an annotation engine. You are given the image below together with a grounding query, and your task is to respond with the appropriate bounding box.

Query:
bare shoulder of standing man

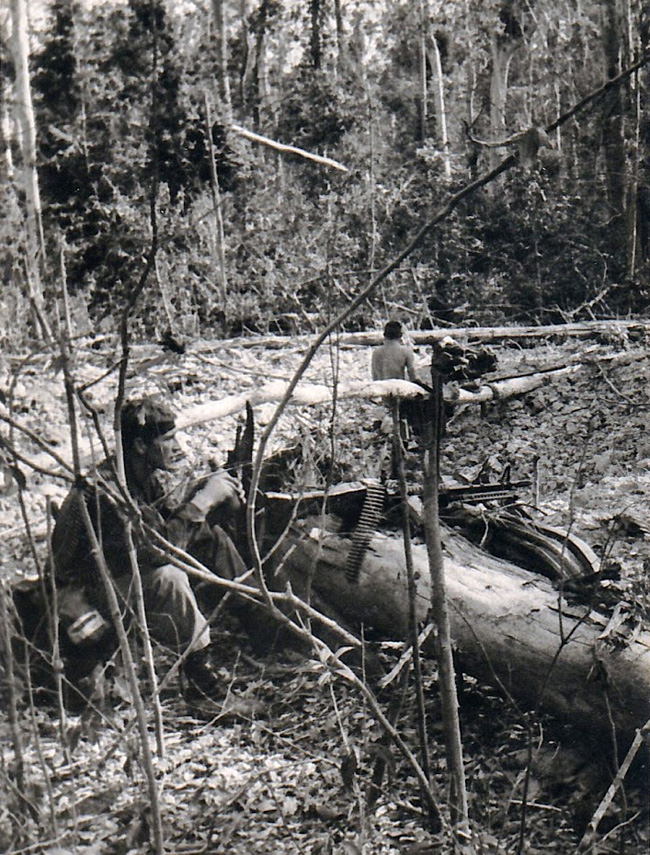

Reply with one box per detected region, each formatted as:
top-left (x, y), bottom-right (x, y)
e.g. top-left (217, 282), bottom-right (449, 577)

top-left (371, 320), bottom-right (416, 382)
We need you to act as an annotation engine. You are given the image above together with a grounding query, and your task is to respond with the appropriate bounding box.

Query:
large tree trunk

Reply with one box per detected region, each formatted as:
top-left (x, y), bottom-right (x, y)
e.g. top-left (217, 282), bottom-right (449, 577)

top-left (269, 518), bottom-right (650, 744)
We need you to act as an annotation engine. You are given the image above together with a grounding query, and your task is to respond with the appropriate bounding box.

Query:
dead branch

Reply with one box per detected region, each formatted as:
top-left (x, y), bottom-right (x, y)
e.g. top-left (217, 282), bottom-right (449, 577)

top-left (578, 719), bottom-right (650, 850)
top-left (195, 319), bottom-right (650, 351)
top-left (177, 352), bottom-right (644, 428)
top-left (177, 378), bottom-right (425, 429)
top-left (231, 123), bottom-right (349, 173)
top-left (334, 320), bottom-right (650, 348)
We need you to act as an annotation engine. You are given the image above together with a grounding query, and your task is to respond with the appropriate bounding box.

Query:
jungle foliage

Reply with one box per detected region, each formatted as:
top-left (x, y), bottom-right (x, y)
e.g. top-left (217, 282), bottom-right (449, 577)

top-left (2, 0), bottom-right (650, 343)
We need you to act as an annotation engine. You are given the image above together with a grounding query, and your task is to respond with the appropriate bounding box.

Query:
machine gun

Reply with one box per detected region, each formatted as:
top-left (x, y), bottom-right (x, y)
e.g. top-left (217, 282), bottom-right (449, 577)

top-left (262, 477), bottom-right (601, 588)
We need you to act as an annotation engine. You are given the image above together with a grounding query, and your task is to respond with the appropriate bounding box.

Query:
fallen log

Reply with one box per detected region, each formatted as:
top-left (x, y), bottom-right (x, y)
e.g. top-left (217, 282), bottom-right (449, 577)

top-left (268, 517), bottom-right (650, 744)
top-left (195, 319), bottom-right (650, 350)
top-left (340, 319), bottom-right (650, 347)
top-left (176, 378), bottom-right (428, 429)
top-left (174, 350), bottom-right (647, 428)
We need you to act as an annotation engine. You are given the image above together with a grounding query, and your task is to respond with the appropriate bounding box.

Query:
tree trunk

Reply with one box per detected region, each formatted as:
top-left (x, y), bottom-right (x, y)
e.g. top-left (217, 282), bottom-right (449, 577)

top-left (0, 68), bottom-right (14, 180)
top-left (271, 519), bottom-right (650, 744)
top-left (212, 0), bottom-right (232, 116)
top-left (252, 0), bottom-right (270, 129)
top-left (331, 318), bottom-right (650, 348)
top-left (310, 0), bottom-right (322, 70)
top-left (204, 95), bottom-right (228, 308)
top-left (238, 0), bottom-right (253, 108)
top-left (333, 0), bottom-right (344, 74)
top-left (601, 0), bottom-right (627, 222)
top-left (488, 37), bottom-right (512, 168)
top-left (421, 370), bottom-right (469, 832)
top-left (9, 0), bottom-right (49, 339)
top-left (488, 1), bottom-right (525, 172)
top-left (417, 0), bottom-right (428, 141)
top-left (426, 31), bottom-right (452, 178)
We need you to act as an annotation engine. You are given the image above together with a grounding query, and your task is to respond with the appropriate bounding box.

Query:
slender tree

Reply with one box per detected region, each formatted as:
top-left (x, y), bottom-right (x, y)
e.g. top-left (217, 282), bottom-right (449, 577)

top-left (426, 26), bottom-right (452, 177)
top-left (601, 0), bottom-right (628, 249)
top-left (9, 0), bottom-right (49, 338)
top-left (251, 0), bottom-right (273, 128)
top-left (212, 0), bottom-right (232, 116)
top-left (488, 2), bottom-right (524, 166)
top-left (310, 0), bottom-right (323, 70)
top-left (0, 37), bottom-right (14, 181)
top-left (417, 0), bottom-right (428, 141)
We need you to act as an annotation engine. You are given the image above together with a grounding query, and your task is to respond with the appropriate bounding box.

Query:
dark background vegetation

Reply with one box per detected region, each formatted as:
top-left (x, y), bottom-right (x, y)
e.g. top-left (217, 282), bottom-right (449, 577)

top-left (2, 0), bottom-right (650, 344)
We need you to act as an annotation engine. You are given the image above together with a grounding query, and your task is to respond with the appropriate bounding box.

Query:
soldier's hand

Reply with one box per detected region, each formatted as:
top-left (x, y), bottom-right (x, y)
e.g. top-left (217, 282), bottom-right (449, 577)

top-left (189, 471), bottom-right (243, 515)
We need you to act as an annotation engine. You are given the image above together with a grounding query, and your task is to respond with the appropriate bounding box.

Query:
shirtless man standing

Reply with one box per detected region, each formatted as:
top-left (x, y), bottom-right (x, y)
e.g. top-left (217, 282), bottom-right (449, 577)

top-left (371, 320), bottom-right (416, 382)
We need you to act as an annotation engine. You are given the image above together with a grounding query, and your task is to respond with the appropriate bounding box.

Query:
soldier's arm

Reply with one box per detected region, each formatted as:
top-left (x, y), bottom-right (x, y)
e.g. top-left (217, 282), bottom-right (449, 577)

top-left (405, 346), bottom-right (417, 382)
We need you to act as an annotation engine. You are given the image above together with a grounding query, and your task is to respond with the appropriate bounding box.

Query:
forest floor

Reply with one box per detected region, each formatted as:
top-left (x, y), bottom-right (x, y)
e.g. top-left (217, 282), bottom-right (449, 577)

top-left (1, 327), bottom-right (649, 855)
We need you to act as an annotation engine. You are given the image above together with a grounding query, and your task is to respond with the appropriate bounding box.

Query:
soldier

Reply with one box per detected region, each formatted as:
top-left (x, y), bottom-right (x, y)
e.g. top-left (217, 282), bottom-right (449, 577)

top-left (371, 320), bottom-right (417, 382)
top-left (51, 398), bottom-right (246, 699)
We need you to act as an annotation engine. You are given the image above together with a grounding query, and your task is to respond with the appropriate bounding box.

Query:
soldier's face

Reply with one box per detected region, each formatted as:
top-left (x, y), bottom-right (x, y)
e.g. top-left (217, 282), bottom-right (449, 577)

top-left (148, 433), bottom-right (182, 471)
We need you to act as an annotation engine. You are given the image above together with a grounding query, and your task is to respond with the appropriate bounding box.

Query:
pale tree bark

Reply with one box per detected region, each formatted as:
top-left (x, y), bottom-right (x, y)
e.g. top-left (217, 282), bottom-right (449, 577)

top-left (417, 0), bottom-right (428, 141)
top-left (488, 37), bottom-right (515, 168)
top-left (421, 369), bottom-right (469, 835)
top-left (9, 0), bottom-right (50, 339)
top-left (626, 66), bottom-right (641, 277)
top-left (212, 0), bottom-right (232, 118)
top-left (426, 29), bottom-right (452, 178)
top-left (624, 0), bottom-right (642, 277)
top-left (487, 3), bottom-right (525, 171)
top-left (204, 94), bottom-right (228, 306)
top-left (463, 0), bottom-right (480, 178)
top-left (274, 519), bottom-right (650, 743)
top-left (0, 54), bottom-right (14, 180)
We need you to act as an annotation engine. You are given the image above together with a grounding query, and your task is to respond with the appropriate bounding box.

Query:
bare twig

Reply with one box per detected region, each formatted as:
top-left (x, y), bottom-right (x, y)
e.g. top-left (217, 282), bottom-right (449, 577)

top-left (392, 400), bottom-right (433, 818)
top-left (124, 522), bottom-right (165, 759)
top-left (45, 502), bottom-right (70, 760)
top-left (421, 367), bottom-right (469, 836)
top-left (0, 581), bottom-right (33, 823)
top-left (577, 719), bottom-right (650, 852)
top-left (77, 496), bottom-right (164, 855)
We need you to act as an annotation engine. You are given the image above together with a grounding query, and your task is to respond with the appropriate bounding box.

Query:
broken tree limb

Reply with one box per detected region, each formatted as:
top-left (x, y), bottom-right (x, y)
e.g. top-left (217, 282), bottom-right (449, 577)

top-left (448, 349), bottom-right (648, 405)
top-left (18, 347), bottom-right (646, 477)
top-left (176, 379), bottom-right (426, 429)
top-left (231, 123), bottom-right (349, 173)
top-left (173, 368), bottom-right (573, 429)
top-left (174, 348), bottom-right (648, 429)
top-left (448, 365), bottom-right (581, 405)
top-left (269, 519), bottom-right (650, 744)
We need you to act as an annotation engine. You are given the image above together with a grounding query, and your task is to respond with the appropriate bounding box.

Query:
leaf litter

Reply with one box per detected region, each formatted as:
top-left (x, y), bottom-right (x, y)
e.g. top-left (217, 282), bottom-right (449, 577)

top-left (1, 332), bottom-right (649, 853)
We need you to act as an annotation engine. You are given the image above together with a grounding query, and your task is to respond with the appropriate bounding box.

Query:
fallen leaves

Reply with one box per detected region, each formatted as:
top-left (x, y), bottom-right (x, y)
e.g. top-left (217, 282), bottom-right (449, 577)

top-left (2, 334), bottom-right (650, 854)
